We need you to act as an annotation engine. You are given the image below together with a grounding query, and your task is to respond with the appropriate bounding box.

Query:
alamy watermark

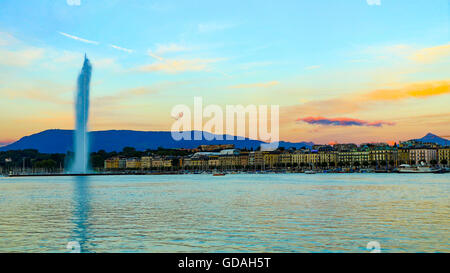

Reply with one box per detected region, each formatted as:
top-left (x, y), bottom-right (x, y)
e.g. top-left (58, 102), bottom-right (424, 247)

top-left (170, 97), bottom-right (280, 151)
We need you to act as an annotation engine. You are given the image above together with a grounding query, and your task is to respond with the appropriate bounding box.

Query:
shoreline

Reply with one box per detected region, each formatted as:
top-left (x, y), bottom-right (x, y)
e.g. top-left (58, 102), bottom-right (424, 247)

top-left (4, 170), bottom-right (449, 177)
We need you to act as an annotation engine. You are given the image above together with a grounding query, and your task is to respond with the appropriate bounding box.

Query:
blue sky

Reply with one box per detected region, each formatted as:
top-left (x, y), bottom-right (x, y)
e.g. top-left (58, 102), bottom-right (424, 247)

top-left (0, 0), bottom-right (449, 144)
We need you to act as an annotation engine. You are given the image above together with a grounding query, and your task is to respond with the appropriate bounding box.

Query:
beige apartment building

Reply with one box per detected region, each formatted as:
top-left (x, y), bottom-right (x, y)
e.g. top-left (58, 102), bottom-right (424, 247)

top-left (409, 148), bottom-right (437, 164)
top-left (438, 148), bottom-right (450, 165)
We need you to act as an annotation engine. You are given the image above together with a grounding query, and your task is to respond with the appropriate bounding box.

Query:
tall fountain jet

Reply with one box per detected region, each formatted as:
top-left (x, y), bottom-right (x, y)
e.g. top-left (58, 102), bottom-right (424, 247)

top-left (71, 54), bottom-right (92, 174)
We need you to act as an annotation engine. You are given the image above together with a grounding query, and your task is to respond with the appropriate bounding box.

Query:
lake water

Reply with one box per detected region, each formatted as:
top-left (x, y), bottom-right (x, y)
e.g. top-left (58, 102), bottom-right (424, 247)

top-left (0, 174), bottom-right (448, 253)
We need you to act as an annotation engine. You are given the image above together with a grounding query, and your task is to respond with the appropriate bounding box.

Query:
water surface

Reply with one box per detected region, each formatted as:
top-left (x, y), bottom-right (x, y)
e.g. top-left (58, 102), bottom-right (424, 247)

top-left (0, 174), bottom-right (448, 252)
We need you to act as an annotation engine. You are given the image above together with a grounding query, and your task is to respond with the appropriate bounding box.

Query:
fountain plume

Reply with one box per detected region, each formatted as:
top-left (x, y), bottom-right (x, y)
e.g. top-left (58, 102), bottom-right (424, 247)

top-left (71, 54), bottom-right (92, 173)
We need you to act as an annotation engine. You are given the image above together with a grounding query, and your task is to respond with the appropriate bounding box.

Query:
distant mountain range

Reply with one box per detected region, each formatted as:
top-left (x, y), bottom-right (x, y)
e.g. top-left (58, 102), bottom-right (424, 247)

top-left (0, 129), bottom-right (314, 153)
top-left (2, 130), bottom-right (447, 154)
top-left (412, 133), bottom-right (450, 146)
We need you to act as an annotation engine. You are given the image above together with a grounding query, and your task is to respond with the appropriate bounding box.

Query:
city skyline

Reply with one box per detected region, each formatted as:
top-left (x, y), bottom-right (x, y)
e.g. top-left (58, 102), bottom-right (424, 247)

top-left (0, 0), bottom-right (449, 145)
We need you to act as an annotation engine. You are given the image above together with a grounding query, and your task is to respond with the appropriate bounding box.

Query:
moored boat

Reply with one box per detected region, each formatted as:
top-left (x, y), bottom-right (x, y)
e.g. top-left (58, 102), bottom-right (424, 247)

top-left (395, 164), bottom-right (442, 173)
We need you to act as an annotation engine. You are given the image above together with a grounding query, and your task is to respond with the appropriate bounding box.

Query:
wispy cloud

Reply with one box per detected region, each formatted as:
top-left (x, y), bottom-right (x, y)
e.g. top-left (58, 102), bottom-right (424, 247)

top-left (0, 48), bottom-right (44, 67)
top-left (136, 58), bottom-right (222, 73)
top-left (357, 43), bottom-right (450, 64)
top-left (154, 43), bottom-right (189, 55)
top-left (59, 31), bottom-right (99, 45)
top-left (148, 51), bottom-right (164, 61)
top-left (297, 116), bottom-right (394, 127)
top-left (410, 44), bottom-right (450, 63)
top-left (0, 32), bottom-right (19, 46)
top-left (229, 81), bottom-right (279, 89)
top-left (66, 0), bottom-right (81, 6)
top-left (365, 81), bottom-right (450, 101)
top-left (2, 82), bottom-right (72, 105)
top-left (366, 0), bottom-right (381, 6)
top-left (109, 44), bottom-right (134, 53)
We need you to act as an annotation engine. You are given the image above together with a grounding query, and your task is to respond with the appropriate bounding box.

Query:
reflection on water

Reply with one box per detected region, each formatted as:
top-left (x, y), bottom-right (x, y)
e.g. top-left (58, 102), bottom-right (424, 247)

top-left (0, 174), bottom-right (448, 253)
top-left (71, 177), bottom-right (90, 253)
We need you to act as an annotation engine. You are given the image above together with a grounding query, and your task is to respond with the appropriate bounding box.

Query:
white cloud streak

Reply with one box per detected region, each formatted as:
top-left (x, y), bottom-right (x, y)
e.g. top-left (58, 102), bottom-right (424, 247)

top-left (110, 44), bottom-right (134, 53)
top-left (58, 32), bottom-right (99, 45)
top-left (148, 51), bottom-right (164, 61)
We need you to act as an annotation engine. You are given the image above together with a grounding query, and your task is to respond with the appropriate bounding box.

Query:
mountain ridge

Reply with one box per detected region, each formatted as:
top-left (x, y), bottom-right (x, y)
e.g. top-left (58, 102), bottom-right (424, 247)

top-left (0, 129), bottom-right (314, 153)
top-left (413, 133), bottom-right (450, 146)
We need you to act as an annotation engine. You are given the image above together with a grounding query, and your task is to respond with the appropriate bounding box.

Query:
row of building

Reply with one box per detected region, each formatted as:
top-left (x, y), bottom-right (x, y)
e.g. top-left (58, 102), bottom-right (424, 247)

top-left (105, 143), bottom-right (450, 170)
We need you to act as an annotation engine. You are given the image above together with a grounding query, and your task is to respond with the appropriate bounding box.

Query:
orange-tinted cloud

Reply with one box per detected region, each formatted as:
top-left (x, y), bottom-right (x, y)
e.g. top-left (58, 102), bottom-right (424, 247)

top-left (229, 81), bottom-right (279, 89)
top-left (410, 44), bottom-right (450, 63)
top-left (136, 58), bottom-right (222, 73)
top-left (281, 80), bottom-right (450, 124)
top-left (297, 116), bottom-right (395, 127)
top-left (0, 48), bottom-right (44, 67)
top-left (365, 81), bottom-right (450, 101)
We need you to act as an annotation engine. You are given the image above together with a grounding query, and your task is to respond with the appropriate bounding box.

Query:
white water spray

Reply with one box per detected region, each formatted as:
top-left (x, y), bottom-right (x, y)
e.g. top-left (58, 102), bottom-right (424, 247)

top-left (71, 54), bottom-right (91, 173)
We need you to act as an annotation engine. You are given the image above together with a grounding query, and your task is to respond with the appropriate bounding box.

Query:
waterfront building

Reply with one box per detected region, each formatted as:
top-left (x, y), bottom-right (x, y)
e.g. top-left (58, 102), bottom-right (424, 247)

top-left (219, 155), bottom-right (240, 170)
top-left (397, 149), bottom-right (410, 165)
top-left (249, 151), bottom-right (265, 168)
top-left (338, 151), bottom-right (354, 165)
top-left (126, 157), bottom-right (141, 169)
top-left (248, 151), bottom-right (255, 166)
top-left (105, 157), bottom-right (126, 169)
top-left (141, 156), bottom-right (152, 169)
top-left (279, 152), bottom-right (292, 167)
top-left (220, 149), bottom-right (241, 156)
top-left (192, 152), bottom-right (221, 158)
top-left (151, 157), bottom-right (173, 169)
top-left (182, 157), bottom-right (192, 168)
top-left (239, 153), bottom-right (249, 168)
top-left (162, 159), bottom-right (172, 168)
top-left (333, 143), bottom-right (357, 152)
top-left (409, 148), bottom-right (437, 165)
top-left (191, 157), bottom-right (207, 170)
top-left (208, 156), bottom-right (220, 168)
top-left (118, 158), bottom-right (126, 169)
top-left (438, 148), bottom-right (450, 166)
top-left (318, 150), bottom-right (338, 166)
top-left (105, 157), bottom-right (118, 169)
top-left (263, 152), bottom-right (280, 168)
top-left (291, 150), bottom-right (308, 167)
top-left (369, 147), bottom-right (396, 166)
top-left (312, 145), bottom-right (333, 151)
top-left (305, 152), bottom-right (319, 167)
